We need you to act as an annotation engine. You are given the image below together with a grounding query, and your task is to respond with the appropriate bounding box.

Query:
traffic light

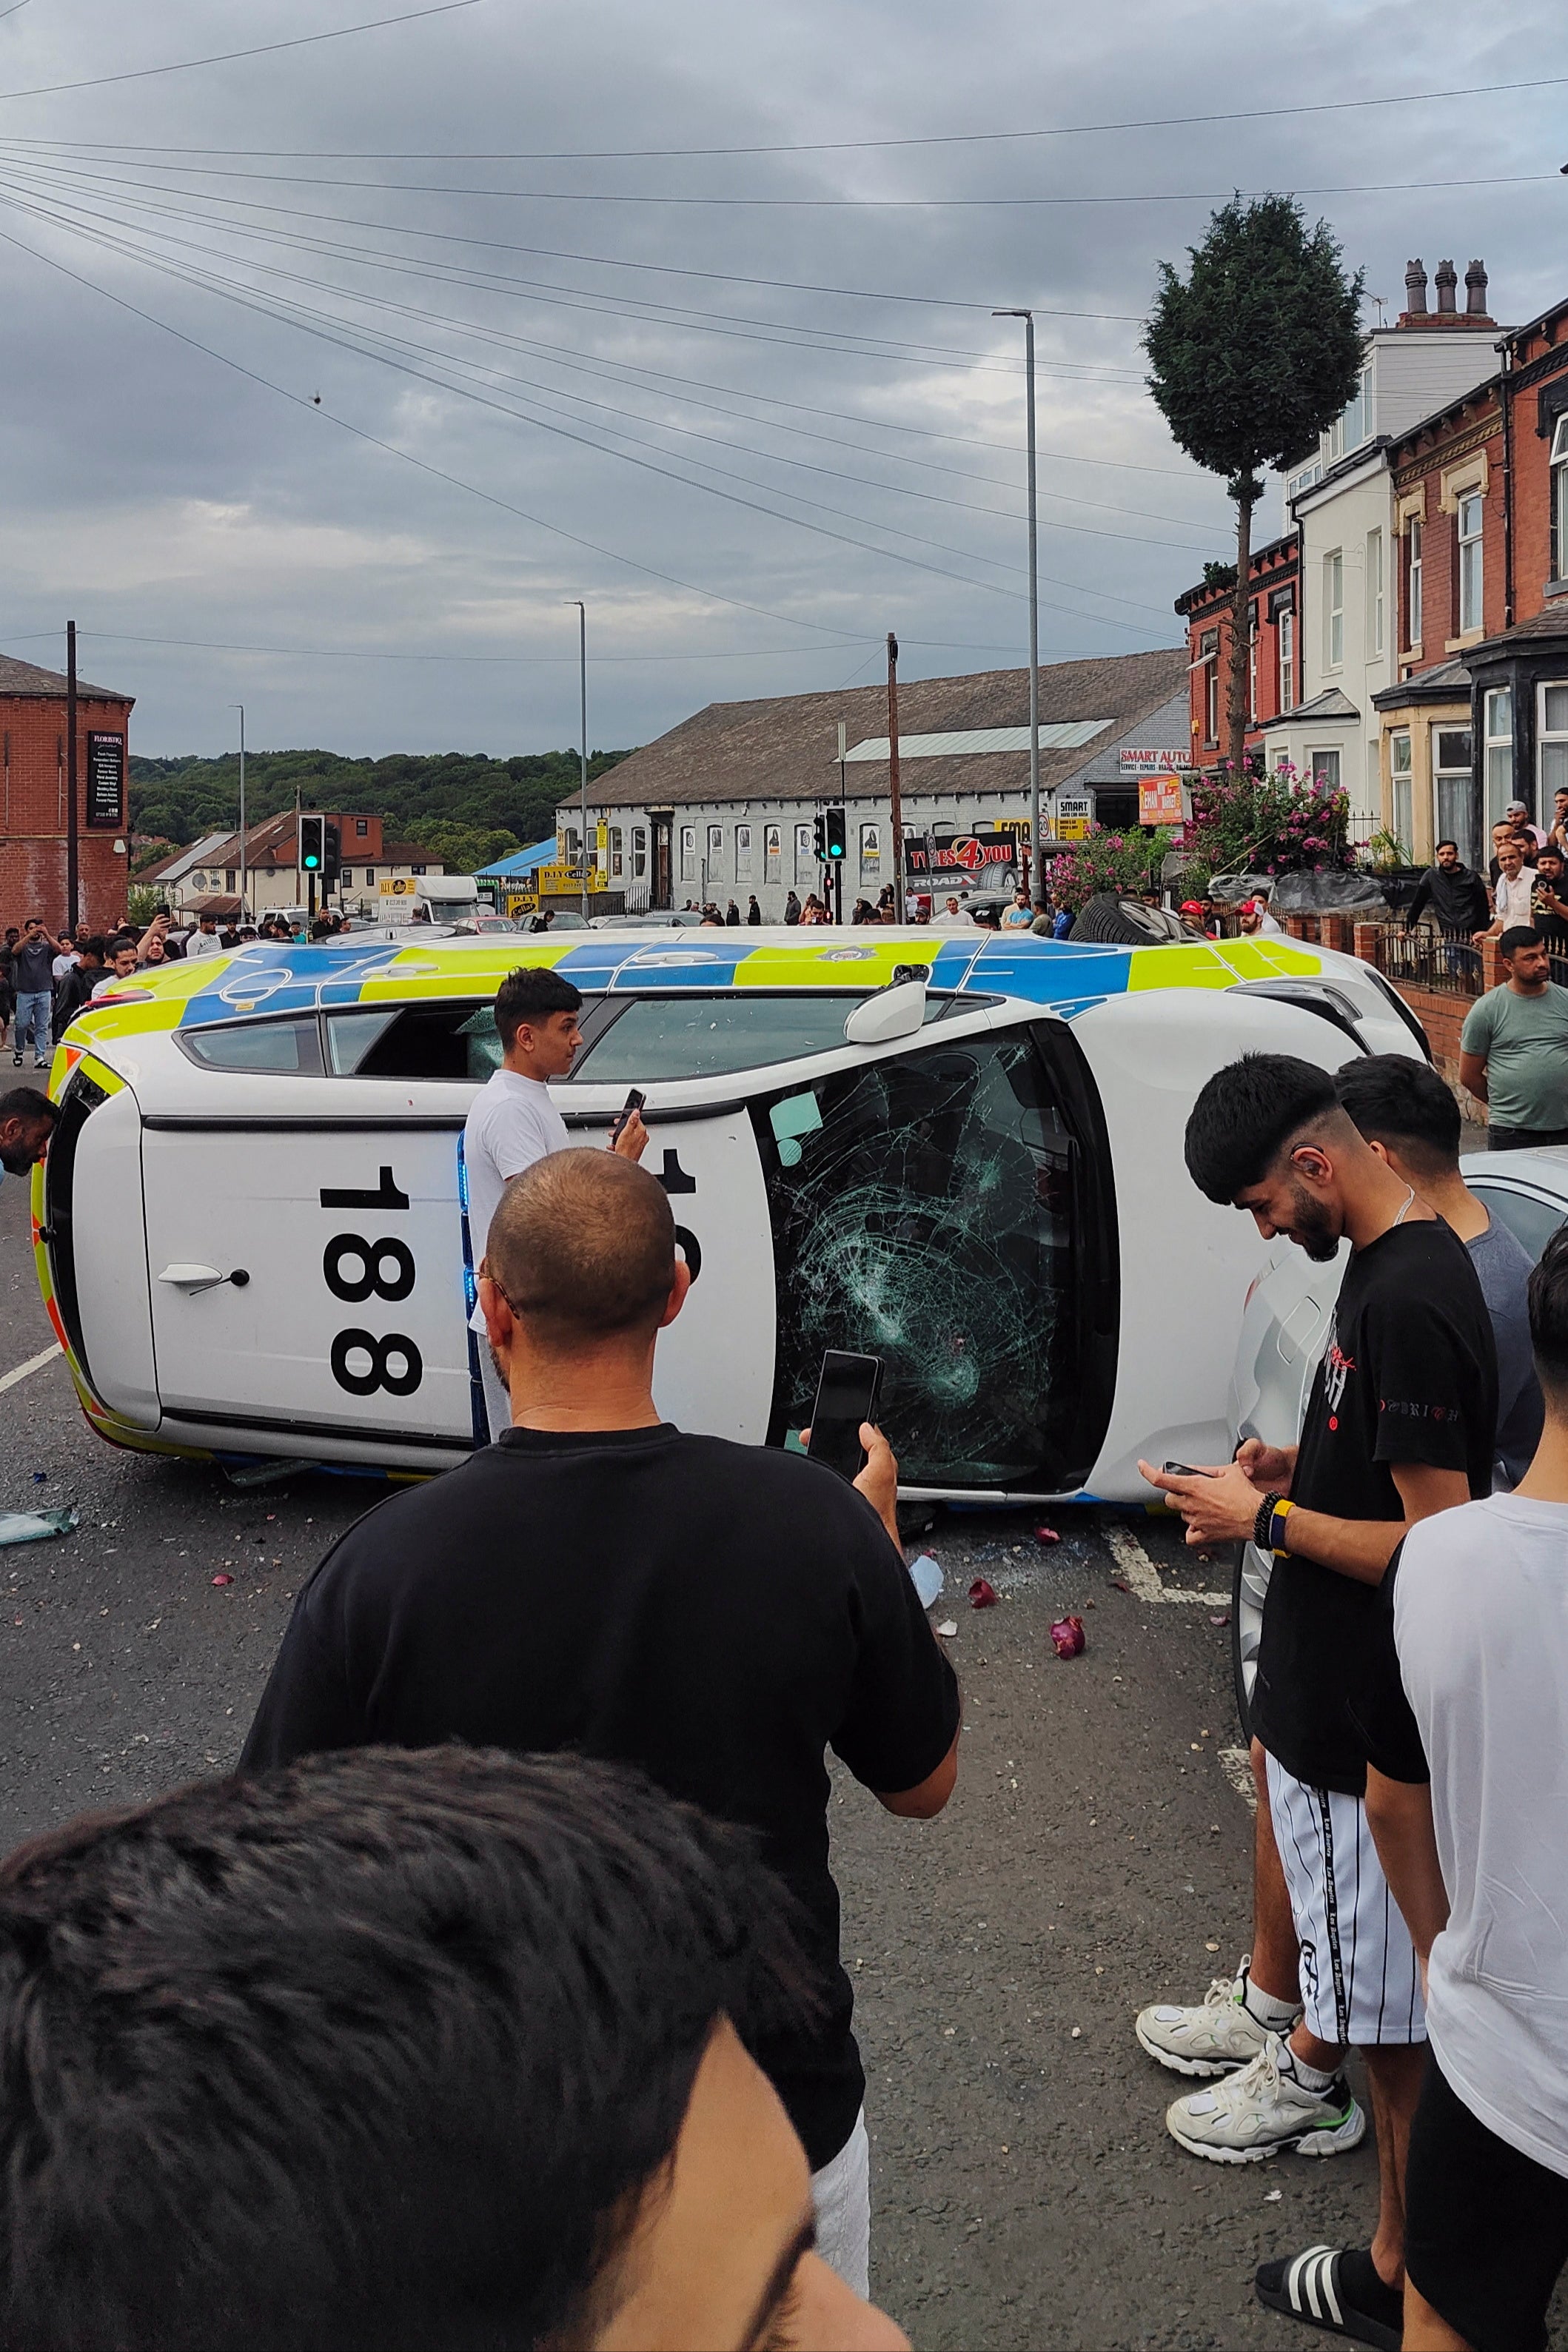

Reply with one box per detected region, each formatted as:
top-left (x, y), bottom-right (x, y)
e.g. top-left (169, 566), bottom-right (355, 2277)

top-left (824, 807), bottom-right (847, 861)
top-left (322, 822), bottom-right (341, 885)
top-left (812, 812), bottom-right (827, 860)
top-left (299, 814), bottom-right (325, 874)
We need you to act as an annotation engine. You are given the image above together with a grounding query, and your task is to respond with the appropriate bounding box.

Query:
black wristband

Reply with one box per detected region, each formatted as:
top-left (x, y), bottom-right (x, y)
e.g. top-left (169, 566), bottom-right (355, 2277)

top-left (1253, 1493), bottom-right (1284, 1551)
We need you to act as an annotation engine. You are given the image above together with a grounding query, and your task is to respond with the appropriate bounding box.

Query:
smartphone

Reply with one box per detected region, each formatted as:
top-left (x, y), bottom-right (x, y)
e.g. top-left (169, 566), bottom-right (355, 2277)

top-left (806, 1350), bottom-right (883, 1484)
top-left (1162, 1460), bottom-right (1216, 1478)
top-left (608, 1087), bottom-right (646, 1144)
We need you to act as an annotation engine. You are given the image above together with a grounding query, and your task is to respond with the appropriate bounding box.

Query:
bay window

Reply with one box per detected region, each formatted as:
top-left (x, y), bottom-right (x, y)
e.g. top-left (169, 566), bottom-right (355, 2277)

top-left (1541, 683), bottom-right (1568, 805)
top-left (1484, 689), bottom-right (1514, 831)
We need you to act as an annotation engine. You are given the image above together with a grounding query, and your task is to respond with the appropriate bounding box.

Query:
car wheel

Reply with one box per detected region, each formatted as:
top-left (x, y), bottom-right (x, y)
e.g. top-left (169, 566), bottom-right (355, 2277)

top-left (1070, 892), bottom-right (1187, 945)
top-left (1231, 1541), bottom-right (1273, 1741)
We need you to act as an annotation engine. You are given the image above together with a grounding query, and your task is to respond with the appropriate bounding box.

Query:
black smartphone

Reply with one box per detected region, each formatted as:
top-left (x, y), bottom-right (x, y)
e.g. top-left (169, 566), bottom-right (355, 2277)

top-left (1162, 1460), bottom-right (1216, 1478)
top-left (608, 1087), bottom-right (646, 1143)
top-left (806, 1350), bottom-right (883, 1483)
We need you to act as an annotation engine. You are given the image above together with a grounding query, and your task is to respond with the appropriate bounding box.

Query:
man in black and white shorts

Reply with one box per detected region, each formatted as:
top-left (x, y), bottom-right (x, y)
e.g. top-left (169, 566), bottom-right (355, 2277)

top-left (1357, 1227), bottom-right (1568, 2352)
top-left (1142, 1054), bottom-right (1495, 2351)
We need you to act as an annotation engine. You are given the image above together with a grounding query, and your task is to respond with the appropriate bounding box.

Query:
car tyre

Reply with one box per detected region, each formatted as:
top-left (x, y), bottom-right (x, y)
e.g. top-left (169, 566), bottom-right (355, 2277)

top-left (1071, 892), bottom-right (1187, 945)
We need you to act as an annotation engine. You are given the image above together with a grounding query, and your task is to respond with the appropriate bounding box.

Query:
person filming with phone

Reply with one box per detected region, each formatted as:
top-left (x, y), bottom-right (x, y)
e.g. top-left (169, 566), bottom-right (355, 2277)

top-left (462, 964), bottom-right (649, 1440)
top-left (244, 1147), bottom-right (960, 2297)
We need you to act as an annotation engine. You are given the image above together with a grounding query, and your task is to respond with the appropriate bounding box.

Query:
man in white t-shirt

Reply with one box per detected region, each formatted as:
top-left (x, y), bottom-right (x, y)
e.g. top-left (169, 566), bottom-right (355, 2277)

top-left (184, 914), bottom-right (224, 959)
top-left (1360, 1226), bottom-right (1568, 2351)
top-left (463, 963), bottom-right (647, 1438)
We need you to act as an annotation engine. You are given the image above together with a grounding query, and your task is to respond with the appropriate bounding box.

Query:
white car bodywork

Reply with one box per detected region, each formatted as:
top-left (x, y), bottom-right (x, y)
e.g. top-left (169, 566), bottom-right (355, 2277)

top-left (40, 925), bottom-right (1424, 1501)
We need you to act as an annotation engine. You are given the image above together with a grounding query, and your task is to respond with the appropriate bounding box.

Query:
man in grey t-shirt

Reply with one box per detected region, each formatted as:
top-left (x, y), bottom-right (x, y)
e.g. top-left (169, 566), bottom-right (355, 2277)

top-left (1460, 927), bottom-right (1568, 1148)
top-left (1337, 1056), bottom-right (1543, 1488)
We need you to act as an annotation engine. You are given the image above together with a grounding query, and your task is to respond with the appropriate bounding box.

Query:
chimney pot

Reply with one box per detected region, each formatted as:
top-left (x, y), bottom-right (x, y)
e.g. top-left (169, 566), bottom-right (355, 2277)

top-left (1466, 258), bottom-right (1490, 316)
top-left (1404, 258), bottom-right (1428, 313)
top-left (1435, 259), bottom-right (1458, 315)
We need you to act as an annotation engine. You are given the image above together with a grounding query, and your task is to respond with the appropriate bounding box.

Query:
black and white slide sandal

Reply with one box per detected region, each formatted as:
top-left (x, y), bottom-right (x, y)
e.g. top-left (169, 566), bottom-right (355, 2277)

top-left (1254, 2245), bottom-right (1402, 2351)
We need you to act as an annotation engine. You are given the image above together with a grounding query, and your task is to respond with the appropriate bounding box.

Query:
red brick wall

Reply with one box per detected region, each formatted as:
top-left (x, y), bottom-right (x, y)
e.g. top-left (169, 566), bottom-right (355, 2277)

top-left (1, 694), bottom-right (133, 933)
top-left (1511, 347), bottom-right (1568, 619)
top-left (1393, 411), bottom-right (1505, 665)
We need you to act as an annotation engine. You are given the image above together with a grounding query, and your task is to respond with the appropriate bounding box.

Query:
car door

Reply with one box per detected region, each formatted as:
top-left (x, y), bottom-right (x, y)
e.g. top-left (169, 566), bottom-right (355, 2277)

top-left (144, 1125), bottom-right (476, 1450)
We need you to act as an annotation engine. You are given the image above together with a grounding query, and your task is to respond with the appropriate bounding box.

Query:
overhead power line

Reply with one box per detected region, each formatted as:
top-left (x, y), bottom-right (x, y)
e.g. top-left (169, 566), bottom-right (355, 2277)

top-left (3, 69), bottom-right (1563, 153)
top-left (0, 3), bottom-right (480, 102)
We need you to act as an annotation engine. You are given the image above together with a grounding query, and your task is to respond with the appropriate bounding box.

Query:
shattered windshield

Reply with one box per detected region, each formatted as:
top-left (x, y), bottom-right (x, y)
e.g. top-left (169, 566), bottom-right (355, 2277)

top-left (754, 1028), bottom-right (1104, 1488)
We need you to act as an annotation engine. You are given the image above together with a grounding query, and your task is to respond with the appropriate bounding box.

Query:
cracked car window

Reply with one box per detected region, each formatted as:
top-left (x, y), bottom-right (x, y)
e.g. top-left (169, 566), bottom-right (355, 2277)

top-left (755, 1032), bottom-right (1082, 1487)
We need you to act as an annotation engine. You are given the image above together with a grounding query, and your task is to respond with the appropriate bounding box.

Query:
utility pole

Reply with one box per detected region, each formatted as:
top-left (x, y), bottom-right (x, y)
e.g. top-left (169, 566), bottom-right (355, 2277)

top-left (294, 777), bottom-right (302, 923)
top-left (995, 308), bottom-right (1041, 898)
top-left (836, 720), bottom-right (848, 925)
top-left (886, 632), bottom-right (905, 922)
top-left (65, 620), bottom-right (79, 928)
top-left (568, 600), bottom-right (589, 917)
top-left (230, 703), bottom-right (247, 921)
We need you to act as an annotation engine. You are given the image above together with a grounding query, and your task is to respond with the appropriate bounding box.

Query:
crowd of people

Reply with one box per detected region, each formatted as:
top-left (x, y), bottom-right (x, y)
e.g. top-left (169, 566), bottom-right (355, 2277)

top-left (4, 919), bottom-right (1568, 2346)
top-left (1140, 1048), bottom-right (1566, 2352)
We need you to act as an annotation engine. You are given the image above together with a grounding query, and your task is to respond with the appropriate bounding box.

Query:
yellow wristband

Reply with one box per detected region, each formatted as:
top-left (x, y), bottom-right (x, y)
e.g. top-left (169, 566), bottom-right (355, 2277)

top-left (1270, 1498), bottom-right (1294, 1555)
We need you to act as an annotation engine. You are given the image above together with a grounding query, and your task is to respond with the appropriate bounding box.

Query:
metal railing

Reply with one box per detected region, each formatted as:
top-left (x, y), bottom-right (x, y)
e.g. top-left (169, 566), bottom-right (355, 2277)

top-left (1376, 924), bottom-right (1484, 999)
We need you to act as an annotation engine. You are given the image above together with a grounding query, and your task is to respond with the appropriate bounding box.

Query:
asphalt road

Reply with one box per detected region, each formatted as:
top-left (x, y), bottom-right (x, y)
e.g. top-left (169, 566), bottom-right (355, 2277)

top-left (0, 1118), bottom-right (1526, 2351)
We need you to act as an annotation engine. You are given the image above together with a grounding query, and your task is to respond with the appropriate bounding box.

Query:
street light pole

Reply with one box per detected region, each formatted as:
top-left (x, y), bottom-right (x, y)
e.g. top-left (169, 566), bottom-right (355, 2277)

top-left (568, 600), bottom-right (588, 917)
top-left (995, 308), bottom-right (1040, 899)
top-left (229, 703), bottom-right (247, 922)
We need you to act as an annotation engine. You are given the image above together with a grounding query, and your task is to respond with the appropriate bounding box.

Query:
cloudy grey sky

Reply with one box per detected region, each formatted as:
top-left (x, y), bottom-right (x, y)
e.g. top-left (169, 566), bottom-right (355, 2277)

top-left (0, 0), bottom-right (1561, 758)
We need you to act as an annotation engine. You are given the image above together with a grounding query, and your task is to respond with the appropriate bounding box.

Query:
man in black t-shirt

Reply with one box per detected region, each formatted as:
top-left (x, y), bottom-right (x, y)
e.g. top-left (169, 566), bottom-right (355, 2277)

top-left (243, 1147), bottom-right (959, 2299)
top-left (1140, 1054), bottom-right (1495, 2351)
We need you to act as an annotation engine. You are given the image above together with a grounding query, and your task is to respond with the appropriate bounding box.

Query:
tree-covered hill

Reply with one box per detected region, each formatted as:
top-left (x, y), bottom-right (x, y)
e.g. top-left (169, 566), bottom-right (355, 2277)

top-left (129, 746), bottom-right (634, 874)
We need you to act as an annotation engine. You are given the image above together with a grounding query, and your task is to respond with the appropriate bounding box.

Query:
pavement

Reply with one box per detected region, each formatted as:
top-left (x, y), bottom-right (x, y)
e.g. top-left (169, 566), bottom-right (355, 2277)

top-left (0, 1108), bottom-right (1553, 2350)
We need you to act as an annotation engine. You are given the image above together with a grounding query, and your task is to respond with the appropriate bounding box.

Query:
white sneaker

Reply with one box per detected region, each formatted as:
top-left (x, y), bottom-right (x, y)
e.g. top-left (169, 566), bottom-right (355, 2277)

top-left (1165, 2034), bottom-right (1366, 2164)
top-left (1135, 1954), bottom-right (1292, 2078)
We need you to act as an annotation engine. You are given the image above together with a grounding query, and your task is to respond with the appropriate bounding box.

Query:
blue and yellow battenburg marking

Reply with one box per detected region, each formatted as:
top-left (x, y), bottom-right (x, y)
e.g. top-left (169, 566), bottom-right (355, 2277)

top-left (64, 927), bottom-right (1329, 1042)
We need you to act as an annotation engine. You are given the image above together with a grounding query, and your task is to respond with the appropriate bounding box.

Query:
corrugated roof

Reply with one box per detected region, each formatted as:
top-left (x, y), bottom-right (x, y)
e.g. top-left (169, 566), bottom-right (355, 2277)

top-left (845, 721), bottom-right (1110, 760)
top-left (566, 649), bottom-right (1187, 815)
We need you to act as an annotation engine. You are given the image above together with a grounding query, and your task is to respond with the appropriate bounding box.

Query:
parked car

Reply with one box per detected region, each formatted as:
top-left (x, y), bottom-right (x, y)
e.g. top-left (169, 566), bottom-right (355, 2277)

top-left (1227, 1144), bottom-right (1568, 1732)
top-left (38, 924), bottom-right (1422, 1494)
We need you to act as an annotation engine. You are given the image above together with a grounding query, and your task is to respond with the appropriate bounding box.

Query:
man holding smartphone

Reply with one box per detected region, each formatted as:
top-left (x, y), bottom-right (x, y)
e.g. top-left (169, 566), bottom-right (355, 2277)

top-left (463, 965), bottom-right (647, 1440)
top-left (244, 1149), bottom-right (960, 2296)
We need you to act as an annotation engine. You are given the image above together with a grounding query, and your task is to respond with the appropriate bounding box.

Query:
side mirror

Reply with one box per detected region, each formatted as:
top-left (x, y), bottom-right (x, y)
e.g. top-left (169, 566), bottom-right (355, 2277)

top-left (843, 976), bottom-right (928, 1045)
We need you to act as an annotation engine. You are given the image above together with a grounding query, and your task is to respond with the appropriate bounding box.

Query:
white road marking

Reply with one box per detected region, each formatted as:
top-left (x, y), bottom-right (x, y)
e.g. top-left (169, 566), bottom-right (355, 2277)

top-left (0, 1342), bottom-right (61, 1395)
top-left (1105, 1524), bottom-right (1227, 1608)
top-left (1219, 1746), bottom-right (1258, 1812)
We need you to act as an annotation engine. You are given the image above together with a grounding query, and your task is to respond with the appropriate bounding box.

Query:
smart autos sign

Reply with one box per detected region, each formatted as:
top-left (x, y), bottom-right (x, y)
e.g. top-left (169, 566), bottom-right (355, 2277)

top-left (1119, 748), bottom-right (1192, 774)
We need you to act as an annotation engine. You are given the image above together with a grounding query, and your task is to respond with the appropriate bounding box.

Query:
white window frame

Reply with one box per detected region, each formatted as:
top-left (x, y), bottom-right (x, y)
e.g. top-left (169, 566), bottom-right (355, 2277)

top-left (1248, 603), bottom-right (1259, 723)
top-left (706, 822), bottom-right (723, 882)
top-left (1277, 607), bottom-right (1295, 713)
top-left (734, 822), bottom-right (754, 882)
top-left (1552, 415), bottom-right (1568, 585)
top-left (1367, 529), bottom-right (1384, 657)
top-left (1309, 748), bottom-right (1341, 791)
top-left (679, 824), bottom-right (697, 883)
top-left (609, 824), bottom-right (623, 880)
top-left (1324, 551), bottom-right (1344, 670)
top-left (1390, 728), bottom-right (1413, 860)
top-left (1458, 492), bottom-right (1484, 634)
top-left (1541, 681), bottom-right (1568, 805)
top-left (794, 822), bottom-right (813, 882)
top-left (1407, 517), bottom-right (1424, 649)
top-left (632, 825), bottom-right (648, 880)
top-left (1484, 688), bottom-right (1514, 833)
top-left (1433, 727), bottom-right (1476, 873)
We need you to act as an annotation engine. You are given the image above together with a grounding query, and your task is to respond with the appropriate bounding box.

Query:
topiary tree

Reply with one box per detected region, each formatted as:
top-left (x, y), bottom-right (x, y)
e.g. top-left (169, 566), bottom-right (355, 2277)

top-left (1145, 195), bottom-right (1365, 777)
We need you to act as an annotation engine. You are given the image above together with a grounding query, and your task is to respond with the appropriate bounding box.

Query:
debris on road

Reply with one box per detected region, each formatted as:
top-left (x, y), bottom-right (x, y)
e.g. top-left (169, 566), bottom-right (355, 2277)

top-left (1050, 1614), bottom-right (1086, 1659)
top-left (1033, 1524), bottom-right (1060, 1547)
top-left (0, 1508), bottom-right (77, 1547)
top-left (211, 1573), bottom-right (233, 1587)
top-left (968, 1577), bottom-right (999, 1609)
top-left (934, 1619), bottom-right (958, 1638)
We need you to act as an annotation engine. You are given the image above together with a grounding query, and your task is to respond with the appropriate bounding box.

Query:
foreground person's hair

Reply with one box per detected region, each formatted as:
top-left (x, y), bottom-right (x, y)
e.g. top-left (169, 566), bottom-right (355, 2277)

top-left (1183, 1052), bottom-right (1339, 1204)
top-left (0, 1749), bottom-right (814, 2352)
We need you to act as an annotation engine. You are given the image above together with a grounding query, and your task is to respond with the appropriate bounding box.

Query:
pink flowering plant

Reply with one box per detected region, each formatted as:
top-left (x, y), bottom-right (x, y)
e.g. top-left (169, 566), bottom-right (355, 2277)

top-left (1179, 758), bottom-right (1351, 891)
top-left (1047, 825), bottom-right (1175, 914)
